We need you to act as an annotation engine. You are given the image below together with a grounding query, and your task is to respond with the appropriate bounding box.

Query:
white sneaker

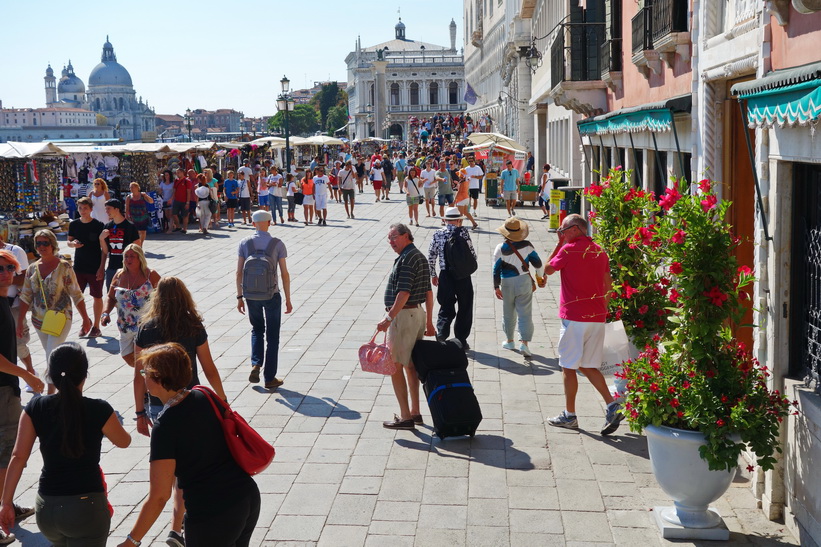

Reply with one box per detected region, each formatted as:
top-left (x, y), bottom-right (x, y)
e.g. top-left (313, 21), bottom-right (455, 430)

top-left (519, 344), bottom-right (532, 357)
top-left (501, 341), bottom-right (515, 350)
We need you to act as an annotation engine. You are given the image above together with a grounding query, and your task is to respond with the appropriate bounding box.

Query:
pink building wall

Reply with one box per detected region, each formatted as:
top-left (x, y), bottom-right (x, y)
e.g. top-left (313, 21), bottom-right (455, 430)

top-left (769, 8), bottom-right (821, 71)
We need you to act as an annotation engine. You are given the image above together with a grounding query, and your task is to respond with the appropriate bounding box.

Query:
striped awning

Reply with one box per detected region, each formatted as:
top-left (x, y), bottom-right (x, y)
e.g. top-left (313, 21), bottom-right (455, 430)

top-left (577, 95), bottom-right (691, 136)
top-left (732, 61), bottom-right (821, 128)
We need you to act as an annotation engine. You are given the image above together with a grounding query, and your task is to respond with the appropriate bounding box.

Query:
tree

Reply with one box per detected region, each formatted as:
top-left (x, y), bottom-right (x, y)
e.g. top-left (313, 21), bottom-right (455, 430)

top-left (96, 113), bottom-right (108, 126)
top-left (267, 104), bottom-right (319, 136)
top-left (310, 83), bottom-right (349, 130)
top-left (325, 105), bottom-right (348, 137)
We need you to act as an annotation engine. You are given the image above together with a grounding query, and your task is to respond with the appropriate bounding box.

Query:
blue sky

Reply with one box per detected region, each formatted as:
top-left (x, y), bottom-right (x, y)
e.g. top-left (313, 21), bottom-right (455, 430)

top-left (0, 0), bottom-right (462, 117)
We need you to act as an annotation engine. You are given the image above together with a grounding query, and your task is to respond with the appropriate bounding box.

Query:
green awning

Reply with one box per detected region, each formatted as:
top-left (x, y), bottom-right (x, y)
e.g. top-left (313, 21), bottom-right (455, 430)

top-left (732, 61), bottom-right (821, 128)
top-left (577, 95), bottom-right (691, 136)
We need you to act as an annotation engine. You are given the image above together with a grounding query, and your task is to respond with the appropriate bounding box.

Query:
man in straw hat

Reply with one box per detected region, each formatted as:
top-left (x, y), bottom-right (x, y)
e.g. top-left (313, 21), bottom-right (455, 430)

top-left (543, 214), bottom-right (622, 435)
top-left (428, 207), bottom-right (477, 349)
top-left (492, 217), bottom-right (544, 357)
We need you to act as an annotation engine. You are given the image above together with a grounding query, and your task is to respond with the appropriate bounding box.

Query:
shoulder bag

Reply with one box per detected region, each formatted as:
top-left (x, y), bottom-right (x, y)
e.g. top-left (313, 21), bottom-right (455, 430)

top-left (508, 241), bottom-right (537, 292)
top-left (37, 264), bottom-right (68, 336)
top-left (191, 385), bottom-right (275, 475)
top-left (359, 330), bottom-right (397, 375)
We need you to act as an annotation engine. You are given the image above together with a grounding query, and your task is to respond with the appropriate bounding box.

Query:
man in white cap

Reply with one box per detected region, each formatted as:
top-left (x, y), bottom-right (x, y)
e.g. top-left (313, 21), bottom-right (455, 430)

top-left (427, 207), bottom-right (477, 349)
top-left (236, 210), bottom-right (293, 390)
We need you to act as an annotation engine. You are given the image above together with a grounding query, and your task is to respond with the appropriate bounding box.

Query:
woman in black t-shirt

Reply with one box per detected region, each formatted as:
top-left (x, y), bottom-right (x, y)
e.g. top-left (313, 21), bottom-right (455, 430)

top-left (120, 343), bottom-right (259, 547)
top-left (0, 343), bottom-right (131, 546)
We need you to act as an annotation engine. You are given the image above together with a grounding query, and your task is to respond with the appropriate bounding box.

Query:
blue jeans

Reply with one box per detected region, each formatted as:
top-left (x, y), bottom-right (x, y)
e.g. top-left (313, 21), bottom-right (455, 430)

top-left (270, 196), bottom-right (284, 219)
top-left (247, 293), bottom-right (282, 381)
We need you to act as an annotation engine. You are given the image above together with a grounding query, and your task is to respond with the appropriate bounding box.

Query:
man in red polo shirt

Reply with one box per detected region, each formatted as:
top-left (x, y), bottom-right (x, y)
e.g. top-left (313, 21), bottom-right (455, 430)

top-left (172, 168), bottom-right (193, 234)
top-left (543, 214), bottom-right (622, 435)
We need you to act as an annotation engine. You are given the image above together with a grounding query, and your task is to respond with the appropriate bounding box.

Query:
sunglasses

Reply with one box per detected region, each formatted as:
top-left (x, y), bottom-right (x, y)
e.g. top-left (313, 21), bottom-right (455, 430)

top-left (94, 183), bottom-right (101, 186)
top-left (0, 264), bottom-right (16, 273)
top-left (557, 225), bottom-right (579, 234)
top-left (35, 240), bottom-right (51, 247)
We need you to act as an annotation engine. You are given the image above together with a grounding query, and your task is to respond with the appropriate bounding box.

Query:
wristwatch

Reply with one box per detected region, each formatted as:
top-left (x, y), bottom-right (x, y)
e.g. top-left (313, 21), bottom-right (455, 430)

top-left (384, 314), bottom-right (393, 322)
top-left (237, 295), bottom-right (244, 299)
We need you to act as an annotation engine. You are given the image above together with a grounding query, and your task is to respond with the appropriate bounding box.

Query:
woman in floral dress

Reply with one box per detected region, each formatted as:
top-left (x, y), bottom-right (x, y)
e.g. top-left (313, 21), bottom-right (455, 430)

top-left (101, 244), bottom-right (160, 368)
top-left (125, 182), bottom-right (154, 247)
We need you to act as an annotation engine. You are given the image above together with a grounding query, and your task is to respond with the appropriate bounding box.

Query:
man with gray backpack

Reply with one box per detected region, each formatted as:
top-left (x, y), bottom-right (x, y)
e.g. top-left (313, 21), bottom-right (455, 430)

top-left (236, 210), bottom-right (293, 390)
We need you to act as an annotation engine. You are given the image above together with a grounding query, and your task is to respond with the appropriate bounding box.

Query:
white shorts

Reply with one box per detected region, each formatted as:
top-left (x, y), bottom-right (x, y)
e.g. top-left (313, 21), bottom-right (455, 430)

top-left (303, 195), bottom-right (315, 206)
top-left (314, 192), bottom-right (328, 210)
top-left (119, 330), bottom-right (137, 357)
top-left (557, 319), bottom-right (605, 370)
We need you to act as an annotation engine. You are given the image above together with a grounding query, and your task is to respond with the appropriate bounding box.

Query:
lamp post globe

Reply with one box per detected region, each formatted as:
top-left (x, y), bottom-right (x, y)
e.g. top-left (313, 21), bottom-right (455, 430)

top-left (278, 75), bottom-right (292, 174)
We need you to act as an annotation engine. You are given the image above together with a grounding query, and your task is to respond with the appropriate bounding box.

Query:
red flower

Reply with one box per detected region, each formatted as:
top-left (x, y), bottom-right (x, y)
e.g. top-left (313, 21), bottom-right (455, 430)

top-left (677, 411), bottom-right (684, 418)
top-left (622, 281), bottom-right (638, 299)
top-left (688, 371), bottom-right (696, 378)
top-left (671, 229), bottom-right (686, 244)
top-left (635, 320), bottom-right (645, 328)
top-left (650, 383), bottom-right (660, 393)
top-left (585, 184), bottom-right (604, 197)
top-left (671, 398), bottom-right (680, 408)
top-left (658, 187), bottom-right (681, 211)
top-left (639, 305), bottom-right (649, 314)
top-left (704, 286), bottom-right (728, 307)
top-left (746, 465), bottom-right (755, 473)
top-left (698, 179), bottom-right (712, 193)
top-left (669, 262), bottom-right (683, 275)
top-left (682, 381), bottom-right (691, 389)
top-left (633, 226), bottom-right (656, 245)
top-left (715, 419), bottom-right (725, 427)
top-left (589, 211), bottom-right (597, 220)
top-left (669, 289), bottom-right (680, 304)
top-left (701, 194), bottom-right (718, 212)
top-left (706, 369), bottom-right (716, 379)
top-left (721, 395), bottom-right (729, 403)
top-left (737, 265), bottom-right (753, 276)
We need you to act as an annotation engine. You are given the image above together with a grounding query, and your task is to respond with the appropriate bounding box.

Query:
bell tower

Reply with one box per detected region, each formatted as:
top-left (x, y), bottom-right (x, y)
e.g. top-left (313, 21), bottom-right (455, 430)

top-left (44, 64), bottom-right (56, 106)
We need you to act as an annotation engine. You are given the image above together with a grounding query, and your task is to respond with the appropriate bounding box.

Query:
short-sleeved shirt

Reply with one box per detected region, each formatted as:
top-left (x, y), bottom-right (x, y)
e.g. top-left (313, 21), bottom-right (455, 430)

top-left (237, 178), bottom-right (251, 198)
top-left (104, 219), bottom-right (139, 271)
top-left (500, 168), bottom-right (520, 192)
top-left (420, 169), bottom-right (437, 189)
top-left (237, 166), bottom-right (253, 183)
top-left (223, 179), bottom-right (239, 200)
top-left (238, 231), bottom-right (287, 294)
top-left (337, 168), bottom-right (356, 190)
top-left (26, 395), bottom-right (113, 496)
top-left (173, 178), bottom-right (192, 202)
top-left (384, 244), bottom-right (430, 308)
top-left (150, 390), bottom-right (255, 518)
top-left (0, 299), bottom-right (19, 396)
top-left (2, 243), bottom-right (28, 303)
top-left (465, 165), bottom-right (484, 190)
top-left (436, 170), bottom-right (453, 195)
top-left (549, 236), bottom-right (610, 322)
top-left (68, 218), bottom-right (105, 275)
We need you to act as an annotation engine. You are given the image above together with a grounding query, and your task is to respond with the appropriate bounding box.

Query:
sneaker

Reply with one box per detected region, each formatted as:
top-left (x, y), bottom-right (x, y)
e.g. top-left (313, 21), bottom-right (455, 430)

top-left (601, 401), bottom-right (624, 436)
top-left (0, 529), bottom-right (15, 545)
top-left (548, 411), bottom-right (579, 429)
top-left (166, 530), bottom-right (185, 547)
top-left (14, 504), bottom-right (34, 522)
top-left (25, 384), bottom-right (34, 393)
top-left (264, 378), bottom-right (285, 390)
top-left (519, 344), bottom-right (532, 357)
top-left (88, 327), bottom-right (102, 338)
top-left (411, 414), bottom-right (424, 425)
top-left (501, 341), bottom-right (515, 350)
top-left (382, 415), bottom-right (415, 430)
top-left (248, 366), bottom-right (261, 384)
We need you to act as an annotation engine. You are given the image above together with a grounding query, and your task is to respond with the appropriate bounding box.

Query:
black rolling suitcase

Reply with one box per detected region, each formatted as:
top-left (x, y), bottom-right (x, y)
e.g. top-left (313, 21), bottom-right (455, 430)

top-left (411, 339), bottom-right (467, 382)
top-left (423, 368), bottom-right (482, 440)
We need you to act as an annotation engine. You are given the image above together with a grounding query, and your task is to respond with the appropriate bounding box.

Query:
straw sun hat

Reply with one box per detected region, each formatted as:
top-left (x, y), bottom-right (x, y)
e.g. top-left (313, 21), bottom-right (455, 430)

top-left (495, 217), bottom-right (529, 241)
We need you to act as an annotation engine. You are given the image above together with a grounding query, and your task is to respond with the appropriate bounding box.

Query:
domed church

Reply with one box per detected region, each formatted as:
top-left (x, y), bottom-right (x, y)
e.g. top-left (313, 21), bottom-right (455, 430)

top-left (45, 37), bottom-right (156, 142)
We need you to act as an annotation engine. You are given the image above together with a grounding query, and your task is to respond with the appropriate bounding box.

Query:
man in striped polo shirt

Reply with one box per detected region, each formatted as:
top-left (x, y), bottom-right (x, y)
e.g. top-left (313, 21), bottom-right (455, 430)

top-left (377, 224), bottom-right (435, 430)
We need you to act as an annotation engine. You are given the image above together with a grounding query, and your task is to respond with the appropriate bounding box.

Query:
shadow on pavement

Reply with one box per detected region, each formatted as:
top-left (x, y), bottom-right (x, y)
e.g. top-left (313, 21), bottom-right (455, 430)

top-left (268, 388), bottom-right (361, 419)
top-left (580, 429), bottom-right (650, 460)
top-left (85, 335), bottom-right (120, 355)
top-left (7, 525), bottom-right (47, 546)
top-left (394, 433), bottom-right (535, 470)
top-left (472, 351), bottom-right (558, 376)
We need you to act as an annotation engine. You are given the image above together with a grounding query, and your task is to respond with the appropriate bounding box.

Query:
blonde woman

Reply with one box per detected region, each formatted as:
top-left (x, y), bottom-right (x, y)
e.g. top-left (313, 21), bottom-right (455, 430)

top-left (101, 244), bottom-right (160, 368)
top-left (124, 181), bottom-right (154, 246)
top-left (17, 230), bottom-right (91, 394)
top-left (89, 178), bottom-right (110, 223)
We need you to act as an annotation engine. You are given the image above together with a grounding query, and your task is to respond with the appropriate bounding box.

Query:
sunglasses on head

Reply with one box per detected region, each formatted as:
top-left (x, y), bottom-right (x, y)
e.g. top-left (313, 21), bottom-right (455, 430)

top-left (35, 240), bottom-right (51, 247)
top-left (0, 264), bottom-right (16, 273)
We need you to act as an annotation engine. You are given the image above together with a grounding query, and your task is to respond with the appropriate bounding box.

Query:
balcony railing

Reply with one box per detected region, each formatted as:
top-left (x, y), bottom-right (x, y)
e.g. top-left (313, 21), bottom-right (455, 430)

top-left (550, 23), bottom-right (606, 90)
top-left (600, 38), bottom-right (623, 77)
top-left (386, 104), bottom-right (466, 113)
top-left (652, 0), bottom-right (688, 44)
top-left (631, 6), bottom-right (653, 55)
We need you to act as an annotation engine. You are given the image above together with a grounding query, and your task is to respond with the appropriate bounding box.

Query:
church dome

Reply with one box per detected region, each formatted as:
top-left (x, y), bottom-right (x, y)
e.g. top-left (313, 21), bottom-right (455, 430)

top-left (88, 38), bottom-right (133, 87)
top-left (395, 18), bottom-right (406, 40)
top-left (58, 61), bottom-right (85, 94)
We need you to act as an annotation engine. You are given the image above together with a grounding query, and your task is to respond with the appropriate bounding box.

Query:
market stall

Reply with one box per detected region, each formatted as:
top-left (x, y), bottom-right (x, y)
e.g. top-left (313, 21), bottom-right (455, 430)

top-left (462, 142), bottom-right (526, 206)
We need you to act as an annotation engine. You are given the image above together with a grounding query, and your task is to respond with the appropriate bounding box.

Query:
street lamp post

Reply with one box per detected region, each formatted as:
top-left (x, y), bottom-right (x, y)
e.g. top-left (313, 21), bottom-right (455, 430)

top-left (277, 76), bottom-right (295, 174)
top-left (184, 108), bottom-right (193, 142)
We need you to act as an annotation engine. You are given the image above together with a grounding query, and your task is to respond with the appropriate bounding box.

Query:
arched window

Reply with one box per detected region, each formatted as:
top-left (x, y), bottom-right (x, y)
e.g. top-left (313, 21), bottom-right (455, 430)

top-left (449, 82), bottom-right (459, 105)
top-left (94, 98), bottom-right (100, 111)
top-left (429, 82), bottom-right (439, 105)
top-left (390, 83), bottom-right (400, 106)
top-left (410, 83), bottom-right (419, 106)
top-left (118, 97), bottom-right (125, 110)
top-left (369, 83), bottom-right (374, 107)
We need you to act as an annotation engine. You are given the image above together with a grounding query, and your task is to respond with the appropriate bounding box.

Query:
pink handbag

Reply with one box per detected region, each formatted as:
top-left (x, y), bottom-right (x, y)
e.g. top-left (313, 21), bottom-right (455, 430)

top-left (359, 331), bottom-right (398, 375)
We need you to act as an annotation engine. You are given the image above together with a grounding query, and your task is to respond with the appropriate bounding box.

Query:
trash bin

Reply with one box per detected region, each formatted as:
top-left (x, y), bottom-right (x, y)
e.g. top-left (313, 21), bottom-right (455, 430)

top-left (553, 179), bottom-right (583, 216)
top-left (484, 175), bottom-right (499, 206)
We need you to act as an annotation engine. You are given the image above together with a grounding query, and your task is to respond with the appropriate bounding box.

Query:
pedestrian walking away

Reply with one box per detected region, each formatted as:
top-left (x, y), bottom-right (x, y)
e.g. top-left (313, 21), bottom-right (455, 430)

top-left (492, 218), bottom-right (543, 357)
top-left (285, 174), bottom-right (299, 222)
top-left (223, 171), bottom-right (239, 227)
top-left (420, 160), bottom-right (438, 217)
top-left (194, 174), bottom-right (213, 235)
top-left (377, 224), bottom-right (435, 430)
top-left (464, 156), bottom-right (484, 217)
top-left (452, 160), bottom-right (478, 230)
top-left (543, 214), bottom-right (622, 435)
top-left (237, 210), bottom-right (293, 390)
top-left (435, 161), bottom-right (455, 218)
top-left (269, 166), bottom-right (285, 224)
top-left (237, 172), bottom-right (253, 225)
top-left (539, 164), bottom-right (553, 221)
top-left (428, 207), bottom-right (477, 349)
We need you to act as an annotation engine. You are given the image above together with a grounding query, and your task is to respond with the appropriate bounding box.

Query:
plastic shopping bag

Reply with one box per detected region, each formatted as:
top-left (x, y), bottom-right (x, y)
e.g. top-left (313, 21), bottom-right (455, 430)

top-left (599, 320), bottom-right (631, 377)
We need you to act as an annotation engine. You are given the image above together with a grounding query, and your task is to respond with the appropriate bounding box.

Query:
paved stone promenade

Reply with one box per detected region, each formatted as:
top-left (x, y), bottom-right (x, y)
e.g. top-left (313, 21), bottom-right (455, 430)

top-left (9, 190), bottom-right (798, 546)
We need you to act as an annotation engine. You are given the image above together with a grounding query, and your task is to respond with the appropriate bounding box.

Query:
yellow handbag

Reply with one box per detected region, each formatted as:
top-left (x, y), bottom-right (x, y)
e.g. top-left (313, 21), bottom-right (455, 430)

top-left (37, 266), bottom-right (67, 337)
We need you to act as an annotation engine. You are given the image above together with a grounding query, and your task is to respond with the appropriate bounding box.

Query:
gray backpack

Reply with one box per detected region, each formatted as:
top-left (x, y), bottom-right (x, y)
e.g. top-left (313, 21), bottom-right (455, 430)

top-left (242, 238), bottom-right (278, 300)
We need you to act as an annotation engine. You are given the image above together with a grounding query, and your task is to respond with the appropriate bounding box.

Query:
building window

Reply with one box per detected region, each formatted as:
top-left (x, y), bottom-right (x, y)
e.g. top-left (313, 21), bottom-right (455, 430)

top-left (410, 83), bottom-right (420, 105)
top-left (390, 83), bottom-right (400, 106)
top-left (429, 82), bottom-right (439, 105)
top-left (369, 83), bottom-right (375, 106)
top-left (448, 82), bottom-right (459, 104)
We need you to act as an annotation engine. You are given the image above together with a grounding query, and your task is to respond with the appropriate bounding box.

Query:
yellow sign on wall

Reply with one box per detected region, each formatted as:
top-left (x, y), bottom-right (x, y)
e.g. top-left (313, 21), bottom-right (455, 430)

top-left (549, 189), bottom-right (563, 229)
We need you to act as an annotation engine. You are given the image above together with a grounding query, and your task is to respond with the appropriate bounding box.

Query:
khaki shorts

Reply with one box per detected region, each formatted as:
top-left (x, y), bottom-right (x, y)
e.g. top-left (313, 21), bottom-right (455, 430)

top-left (388, 307), bottom-right (425, 367)
top-left (0, 386), bottom-right (21, 468)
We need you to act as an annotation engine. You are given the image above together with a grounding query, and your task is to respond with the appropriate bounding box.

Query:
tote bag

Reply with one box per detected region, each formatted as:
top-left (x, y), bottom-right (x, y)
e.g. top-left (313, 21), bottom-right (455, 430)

top-left (599, 320), bottom-right (631, 377)
top-left (359, 331), bottom-right (397, 375)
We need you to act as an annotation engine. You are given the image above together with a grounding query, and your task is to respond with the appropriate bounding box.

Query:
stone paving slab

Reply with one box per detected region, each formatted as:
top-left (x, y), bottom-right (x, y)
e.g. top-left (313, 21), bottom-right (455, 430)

top-left (6, 189), bottom-right (798, 546)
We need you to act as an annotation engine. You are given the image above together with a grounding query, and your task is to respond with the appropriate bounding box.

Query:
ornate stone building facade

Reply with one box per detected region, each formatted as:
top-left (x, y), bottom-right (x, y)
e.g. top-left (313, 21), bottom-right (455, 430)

top-left (345, 19), bottom-right (466, 141)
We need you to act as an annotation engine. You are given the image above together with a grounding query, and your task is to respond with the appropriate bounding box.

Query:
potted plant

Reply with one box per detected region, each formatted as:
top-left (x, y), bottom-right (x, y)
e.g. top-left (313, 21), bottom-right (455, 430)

top-left (584, 167), bottom-right (671, 353)
top-left (616, 177), bottom-right (797, 538)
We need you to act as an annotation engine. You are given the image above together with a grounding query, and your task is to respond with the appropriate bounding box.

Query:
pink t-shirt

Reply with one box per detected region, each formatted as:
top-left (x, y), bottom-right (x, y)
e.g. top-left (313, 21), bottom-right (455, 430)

top-left (549, 236), bottom-right (610, 322)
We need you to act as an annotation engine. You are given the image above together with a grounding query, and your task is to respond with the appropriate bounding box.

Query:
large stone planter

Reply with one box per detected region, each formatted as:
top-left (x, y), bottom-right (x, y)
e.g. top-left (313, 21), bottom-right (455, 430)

top-left (645, 424), bottom-right (735, 540)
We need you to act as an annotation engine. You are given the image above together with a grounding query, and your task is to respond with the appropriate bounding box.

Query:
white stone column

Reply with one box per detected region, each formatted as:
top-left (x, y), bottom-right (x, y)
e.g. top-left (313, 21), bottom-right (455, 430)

top-left (372, 60), bottom-right (388, 140)
top-left (516, 56), bottom-right (534, 152)
top-left (534, 104), bottom-right (548, 173)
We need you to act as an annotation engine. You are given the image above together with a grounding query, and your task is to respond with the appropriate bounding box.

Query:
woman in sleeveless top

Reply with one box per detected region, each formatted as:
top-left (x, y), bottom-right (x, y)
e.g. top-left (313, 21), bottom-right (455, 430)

top-left (125, 182), bottom-right (154, 246)
top-left (89, 178), bottom-right (110, 223)
top-left (101, 244), bottom-right (160, 369)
